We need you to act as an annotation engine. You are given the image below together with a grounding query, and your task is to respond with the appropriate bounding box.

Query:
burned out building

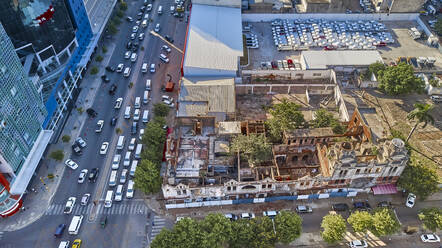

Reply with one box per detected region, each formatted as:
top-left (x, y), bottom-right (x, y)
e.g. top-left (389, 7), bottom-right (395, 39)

top-left (162, 110), bottom-right (408, 207)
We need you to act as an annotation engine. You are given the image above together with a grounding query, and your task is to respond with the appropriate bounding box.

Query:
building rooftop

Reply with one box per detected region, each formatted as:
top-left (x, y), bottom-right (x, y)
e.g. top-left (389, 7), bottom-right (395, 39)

top-left (178, 77), bottom-right (236, 117)
top-left (218, 121), bottom-right (242, 135)
top-left (284, 127), bottom-right (335, 138)
top-left (301, 51), bottom-right (383, 69)
top-left (183, 4), bottom-right (243, 75)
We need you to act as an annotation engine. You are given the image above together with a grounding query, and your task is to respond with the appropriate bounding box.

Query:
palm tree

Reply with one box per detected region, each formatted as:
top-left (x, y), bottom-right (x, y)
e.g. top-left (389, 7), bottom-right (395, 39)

top-left (406, 103), bottom-right (434, 142)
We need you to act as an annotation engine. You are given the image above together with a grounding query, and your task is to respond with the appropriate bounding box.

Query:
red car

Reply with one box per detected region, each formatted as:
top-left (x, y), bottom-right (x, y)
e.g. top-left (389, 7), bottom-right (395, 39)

top-left (324, 45), bottom-right (337, 50)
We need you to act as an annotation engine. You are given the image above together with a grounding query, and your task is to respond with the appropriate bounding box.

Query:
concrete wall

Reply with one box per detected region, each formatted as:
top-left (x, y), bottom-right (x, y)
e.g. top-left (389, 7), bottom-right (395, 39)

top-left (242, 69), bottom-right (333, 79)
top-left (242, 13), bottom-right (419, 22)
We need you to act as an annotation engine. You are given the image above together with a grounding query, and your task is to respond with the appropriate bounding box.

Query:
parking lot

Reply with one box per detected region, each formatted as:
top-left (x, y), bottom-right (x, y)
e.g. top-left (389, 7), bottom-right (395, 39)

top-left (243, 20), bottom-right (442, 70)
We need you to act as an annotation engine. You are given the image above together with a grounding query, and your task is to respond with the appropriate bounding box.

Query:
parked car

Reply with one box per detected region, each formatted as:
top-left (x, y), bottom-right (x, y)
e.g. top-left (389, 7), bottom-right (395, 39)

top-left (406, 193), bottom-right (416, 208)
top-left (100, 142), bottom-right (109, 155)
top-left (240, 213), bottom-right (255, 219)
top-left (105, 66), bottom-right (116, 72)
top-left (132, 25), bottom-right (139, 33)
top-left (165, 35), bottom-right (174, 43)
top-left (120, 169), bottom-right (128, 184)
top-left (75, 137), bottom-right (87, 148)
top-left (150, 63), bottom-right (155, 73)
top-left (377, 201), bottom-right (392, 208)
top-left (349, 240), bottom-right (368, 248)
top-left (114, 97), bottom-right (123, 109)
top-left (162, 45), bottom-right (171, 53)
top-left (116, 63), bottom-right (124, 73)
top-left (263, 210), bottom-right (279, 219)
top-left (146, 4), bottom-right (152, 11)
top-left (332, 203), bottom-right (349, 211)
top-left (95, 120), bottom-right (104, 133)
top-left (295, 205), bottom-right (313, 213)
top-left (154, 23), bottom-right (160, 32)
top-left (109, 84), bottom-right (117, 95)
top-left (63, 197), bottom-right (76, 214)
top-left (124, 51), bottom-right (131, 59)
top-left (224, 213), bottom-right (238, 221)
top-left (101, 75), bottom-right (110, 82)
top-left (71, 143), bottom-right (82, 155)
top-left (81, 193), bottom-right (90, 206)
top-left (78, 169), bottom-right (88, 183)
top-left (87, 108), bottom-right (98, 117)
top-left (89, 168), bottom-right (99, 182)
top-left (65, 159), bottom-right (79, 170)
top-left (110, 117), bottom-right (118, 126)
top-left (420, 233), bottom-right (440, 242)
top-left (353, 202), bottom-right (372, 211)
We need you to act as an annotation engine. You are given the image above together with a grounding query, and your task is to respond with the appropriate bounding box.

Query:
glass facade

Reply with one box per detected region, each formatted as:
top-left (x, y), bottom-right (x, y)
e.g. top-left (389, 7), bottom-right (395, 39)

top-left (0, 0), bottom-right (75, 54)
top-left (0, 23), bottom-right (47, 172)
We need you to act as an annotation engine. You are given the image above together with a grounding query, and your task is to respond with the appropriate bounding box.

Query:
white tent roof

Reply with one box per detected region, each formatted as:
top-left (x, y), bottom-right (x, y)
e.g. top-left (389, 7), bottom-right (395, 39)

top-left (301, 50), bottom-right (383, 69)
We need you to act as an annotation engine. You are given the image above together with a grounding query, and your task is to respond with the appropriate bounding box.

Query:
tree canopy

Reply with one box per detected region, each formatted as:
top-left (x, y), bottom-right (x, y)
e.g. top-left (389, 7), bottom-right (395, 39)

top-left (134, 160), bottom-right (162, 194)
top-left (153, 103), bottom-right (170, 117)
top-left (199, 213), bottom-right (233, 248)
top-left (320, 214), bottom-right (347, 244)
top-left (347, 211), bottom-right (374, 233)
top-left (418, 207), bottom-right (442, 232)
top-left (230, 134), bottom-right (272, 166)
top-left (398, 158), bottom-right (439, 200)
top-left (377, 63), bottom-right (425, 95)
top-left (274, 211), bottom-right (303, 244)
top-left (266, 99), bottom-right (305, 141)
top-left (372, 208), bottom-right (400, 236)
top-left (435, 17), bottom-right (442, 36)
top-left (310, 109), bottom-right (346, 134)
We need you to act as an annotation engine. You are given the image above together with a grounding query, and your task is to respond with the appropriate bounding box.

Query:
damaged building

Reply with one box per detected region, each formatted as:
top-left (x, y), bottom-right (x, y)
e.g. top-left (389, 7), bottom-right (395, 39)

top-left (163, 110), bottom-right (408, 207)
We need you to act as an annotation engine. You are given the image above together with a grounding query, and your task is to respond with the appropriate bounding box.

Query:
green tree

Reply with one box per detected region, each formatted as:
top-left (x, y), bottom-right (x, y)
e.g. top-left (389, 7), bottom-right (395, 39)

top-left (266, 99), bottom-right (305, 141)
top-left (332, 122), bottom-right (346, 134)
top-left (95, 55), bottom-right (103, 62)
top-left (49, 150), bottom-right (64, 162)
top-left (199, 213), bottom-right (232, 248)
top-left (249, 217), bottom-right (277, 248)
top-left (320, 214), bottom-right (346, 244)
top-left (61, 135), bottom-right (71, 143)
top-left (102, 46), bottom-right (108, 54)
top-left (90, 66), bottom-right (99, 75)
top-left (435, 17), bottom-right (442, 36)
top-left (116, 127), bottom-right (122, 134)
top-left (348, 211), bottom-right (374, 233)
top-left (274, 211), bottom-right (302, 244)
top-left (134, 160), bottom-right (161, 193)
top-left (153, 103), bottom-right (170, 117)
top-left (172, 217), bottom-right (205, 248)
top-left (116, 10), bottom-right (124, 18)
top-left (372, 208), bottom-right (400, 236)
top-left (311, 109), bottom-right (335, 128)
top-left (119, 1), bottom-right (128, 11)
top-left (368, 61), bottom-right (386, 78)
top-left (377, 63), bottom-right (425, 95)
top-left (228, 219), bottom-right (254, 248)
top-left (398, 159), bottom-right (439, 199)
top-left (418, 207), bottom-right (442, 232)
top-left (108, 23), bottom-right (118, 34)
top-left (406, 103), bottom-right (434, 142)
top-left (230, 134), bottom-right (272, 166)
top-left (151, 229), bottom-right (177, 248)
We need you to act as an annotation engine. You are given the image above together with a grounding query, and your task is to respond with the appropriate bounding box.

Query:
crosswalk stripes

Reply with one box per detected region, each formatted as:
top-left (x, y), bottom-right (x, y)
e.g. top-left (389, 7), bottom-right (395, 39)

top-left (45, 202), bottom-right (148, 216)
top-left (150, 216), bottom-right (167, 240)
top-left (0, 231), bottom-right (4, 240)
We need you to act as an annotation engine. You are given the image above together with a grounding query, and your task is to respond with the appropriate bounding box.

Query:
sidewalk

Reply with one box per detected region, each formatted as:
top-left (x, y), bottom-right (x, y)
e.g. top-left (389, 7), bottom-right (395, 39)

top-left (0, 38), bottom-right (118, 232)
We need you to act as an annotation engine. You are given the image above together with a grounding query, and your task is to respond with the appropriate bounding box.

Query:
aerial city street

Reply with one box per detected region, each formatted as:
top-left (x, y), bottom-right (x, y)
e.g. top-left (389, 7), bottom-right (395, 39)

top-left (0, 0), bottom-right (441, 247)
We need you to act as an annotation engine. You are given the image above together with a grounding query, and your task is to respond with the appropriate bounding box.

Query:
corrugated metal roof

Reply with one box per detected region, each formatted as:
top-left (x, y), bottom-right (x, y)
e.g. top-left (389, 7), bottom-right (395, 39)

top-left (301, 51), bottom-right (383, 69)
top-left (178, 77), bottom-right (235, 117)
top-left (183, 4), bottom-right (243, 75)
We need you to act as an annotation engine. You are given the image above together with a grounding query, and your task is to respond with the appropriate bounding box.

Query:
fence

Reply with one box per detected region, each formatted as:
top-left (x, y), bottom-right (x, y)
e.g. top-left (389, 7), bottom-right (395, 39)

top-left (241, 13), bottom-right (419, 22)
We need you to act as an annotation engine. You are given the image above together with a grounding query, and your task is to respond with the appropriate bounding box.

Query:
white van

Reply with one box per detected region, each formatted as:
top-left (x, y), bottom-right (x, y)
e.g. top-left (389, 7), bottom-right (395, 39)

top-left (133, 109), bottom-right (140, 121)
top-left (143, 91), bottom-right (149, 104)
top-left (134, 97), bottom-right (141, 109)
top-left (126, 180), bottom-right (135, 198)
top-left (145, 79), bottom-right (151, 90)
top-left (115, 184), bottom-right (124, 202)
top-left (104, 190), bottom-right (113, 208)
top-left (123, 67), bottom-right (131, 77)
top-left (141, 19), bottom-right (148, 28)
top-left (109, 170), bottom-right (117, 187)
top-left (68, 215), bottom-right (83, 235)
top-left (158, 5), bottom-right (163, 14)
top-left (58, 241), bottom-right (70, 248)
top-left (135, 144), bottom-right (143, 159)
top-left (124, 151), bottom-right (131, 167)
top-left (116, 135), bottom-right (125, 150)
top-left (112, 154), bottom-right (121, 169)
top-left (142, 110), bottom-right (149, 123)
top-left (130, 160), bottom-right (138, 177)
top-left (143, 13), bottom-right (149, 20)
top-left (141, 63), bottom-right (148, 73)
top-left (124, 106), bottom-right (131, 119)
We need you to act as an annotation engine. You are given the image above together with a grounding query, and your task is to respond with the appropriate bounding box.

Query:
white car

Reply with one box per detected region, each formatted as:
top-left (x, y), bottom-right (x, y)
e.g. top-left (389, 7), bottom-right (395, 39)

top-left (130, 33), bottom-right (136, 40)
top-left (349, 240), bottom-right (368, 248)
top-left (126, 180), bottom-right (134, 198)
top-left (146, 4), bottom-right (152, 11)
top-left (133, 109), bottom-right (140, 121)
top-left (162, 45), bottom-right (171, 53)
top-left (112, 154), bottom-right (121, 170)
top-left (139, 128), bottom-right (145, 140)
top-left (116, 63), bottom-right (124, 73)
top-left (154, 23), bottom-right (160, 32)
top-left (162, 99), bottom-right (174, 108)
top-left (421, 234), bottom-right (440, 242)
top-left (159, 54), bottom-right (169, 63)
top-left (114, 97), bottom-right (123, 109)
top-left (240, 213), bottom-right (255, 219)
top-left (128, 138), bottom-right (136, 151)
top-left (78, 169), bottom-right (88, 184)
top-left (65, 159), bottom-right (79, 170)
top-left (138, 33), bottom-right (145, 40)
top-left (63, 197), bottom-right (76, 214)
top-left (75, 137), bottom-right (87, 148)
top-left (130, 53), bottom-right (137, 62)
top-left (100, 142), bottom-right (109, 155)
top-left (124, 51), bottom-right (131, 59)
top-left (132, 25), bottom-right (139, 33)
top-left (120, 169), bottom-right (128, 184)
top-left (115, 185), bottom-right (124, 202)
top-left (406, 193), bottom-right (416, 208)
top-left (95, 120), bottom-right (104, 133)
top-left (150, 63), bottom-right (155, 73)
top-left (80, 193), bottom-right (90, 206)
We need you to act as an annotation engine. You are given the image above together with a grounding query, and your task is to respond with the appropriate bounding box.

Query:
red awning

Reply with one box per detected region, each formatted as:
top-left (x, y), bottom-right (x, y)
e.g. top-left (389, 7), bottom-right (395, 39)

top-left (372, 184), bottom-right (397, 195)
